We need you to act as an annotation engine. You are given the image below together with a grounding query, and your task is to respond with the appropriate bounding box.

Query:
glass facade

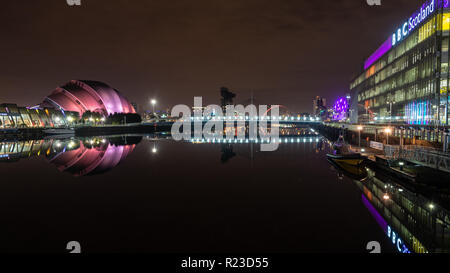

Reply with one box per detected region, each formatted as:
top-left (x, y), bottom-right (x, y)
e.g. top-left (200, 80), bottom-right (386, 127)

top-left (0, 103), bottom-right (78, 129)
top-left (350, 8), bottom-right (450, 126)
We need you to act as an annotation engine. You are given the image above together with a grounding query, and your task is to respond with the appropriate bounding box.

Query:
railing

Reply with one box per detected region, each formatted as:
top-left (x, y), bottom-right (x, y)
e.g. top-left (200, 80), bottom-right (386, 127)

top-left (384, 145), bottom-right (450, 172)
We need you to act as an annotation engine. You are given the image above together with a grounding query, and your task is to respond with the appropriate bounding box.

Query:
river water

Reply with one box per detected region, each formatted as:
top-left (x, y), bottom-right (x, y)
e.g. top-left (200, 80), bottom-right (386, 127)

top-left (3, 133), bottom-right (446, 253)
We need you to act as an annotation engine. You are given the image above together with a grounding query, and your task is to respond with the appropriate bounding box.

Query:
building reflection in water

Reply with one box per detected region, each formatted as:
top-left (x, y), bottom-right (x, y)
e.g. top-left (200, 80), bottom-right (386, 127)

top-left (330, 160), bottom-right (450, 253)
top-left (220, 144), bottom-right (236, 163)
top-left (0, 136), bottom-right (141, 176)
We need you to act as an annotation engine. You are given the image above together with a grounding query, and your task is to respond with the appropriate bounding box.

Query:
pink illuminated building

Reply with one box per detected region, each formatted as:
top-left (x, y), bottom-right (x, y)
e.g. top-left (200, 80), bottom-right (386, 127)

top-left (41, 80), bottom-right (136, 117)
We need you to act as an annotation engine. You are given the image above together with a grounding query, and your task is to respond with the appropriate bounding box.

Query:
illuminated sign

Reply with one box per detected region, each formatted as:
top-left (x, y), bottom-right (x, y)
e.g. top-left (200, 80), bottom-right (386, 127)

top-left (392, 0), bottom-right (435, 46)
top-left (364, 0), bottom-right (449, 70)
top-left (387, 225), bottom-right (411, 253)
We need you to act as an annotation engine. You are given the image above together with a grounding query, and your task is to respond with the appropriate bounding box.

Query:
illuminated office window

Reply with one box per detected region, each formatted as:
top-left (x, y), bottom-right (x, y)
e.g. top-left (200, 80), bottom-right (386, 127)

top-left (443, 13), bottom-right (450, 31)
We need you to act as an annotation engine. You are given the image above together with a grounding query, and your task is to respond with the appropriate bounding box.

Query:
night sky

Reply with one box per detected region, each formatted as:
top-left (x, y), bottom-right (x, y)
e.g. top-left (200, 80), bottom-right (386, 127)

top-left (0, 0), bottom-right (423, 113)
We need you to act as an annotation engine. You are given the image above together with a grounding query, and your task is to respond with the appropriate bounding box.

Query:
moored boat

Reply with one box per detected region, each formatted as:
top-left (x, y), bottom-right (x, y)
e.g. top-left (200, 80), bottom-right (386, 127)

top-left (43, 128), bottom-right (75, 135)
top-left (327, 158), bottom-right (368, 180)
top-left (326, 153), bottom-right (366, 166)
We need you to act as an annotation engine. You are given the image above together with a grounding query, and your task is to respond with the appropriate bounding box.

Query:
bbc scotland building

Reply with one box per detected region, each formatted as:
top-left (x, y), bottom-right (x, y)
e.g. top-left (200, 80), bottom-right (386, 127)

top-left (350, 0), bottom-right (450, 127)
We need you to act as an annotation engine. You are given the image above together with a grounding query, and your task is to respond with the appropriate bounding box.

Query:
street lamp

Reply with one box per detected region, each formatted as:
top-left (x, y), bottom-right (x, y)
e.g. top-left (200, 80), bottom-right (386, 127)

top-left (151, 99), bottom-right (157, 114)
top-left (385, 127), bottom-right (392, 145)
top-left (387, 100), bottom-right (396, 123)
top-left (357, 125), bottom-right (363, 148)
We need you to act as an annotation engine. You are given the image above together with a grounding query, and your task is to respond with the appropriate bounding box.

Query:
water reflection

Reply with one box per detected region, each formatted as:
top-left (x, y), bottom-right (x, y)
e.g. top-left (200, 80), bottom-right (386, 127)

top-left (0, 136), bottom-right (142, 176)
top-left (329, 155), bottom-right (450, 253)
top-left (220, 144), bottom-right (236, 163)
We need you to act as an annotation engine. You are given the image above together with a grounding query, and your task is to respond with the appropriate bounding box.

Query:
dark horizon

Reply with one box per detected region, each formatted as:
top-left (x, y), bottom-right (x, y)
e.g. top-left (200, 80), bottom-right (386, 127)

top-left (0, 0), bottom-right (423, 112)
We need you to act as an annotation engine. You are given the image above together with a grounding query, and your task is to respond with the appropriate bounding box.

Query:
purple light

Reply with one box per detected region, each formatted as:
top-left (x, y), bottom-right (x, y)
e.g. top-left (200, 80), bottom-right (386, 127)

top-left (333, 97), bottom-right (348, 121)
top-left (364, 38), bottom-right (392, 70)
top-left (361, 194), bottom-right (388, 233)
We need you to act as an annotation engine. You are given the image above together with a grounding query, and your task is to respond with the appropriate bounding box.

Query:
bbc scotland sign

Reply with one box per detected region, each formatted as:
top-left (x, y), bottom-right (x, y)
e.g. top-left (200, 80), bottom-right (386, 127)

top-left (392, 0), bottom-right (436, 46)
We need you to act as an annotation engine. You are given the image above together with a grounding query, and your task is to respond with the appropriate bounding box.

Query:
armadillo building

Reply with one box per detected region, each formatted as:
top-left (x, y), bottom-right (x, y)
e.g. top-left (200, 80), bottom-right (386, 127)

top-left (0, 80), bottom-right (136, 129)
top-left (41, 80), bottom-right (136, 117)
top-left (350, 0), bottom-right (450, 127)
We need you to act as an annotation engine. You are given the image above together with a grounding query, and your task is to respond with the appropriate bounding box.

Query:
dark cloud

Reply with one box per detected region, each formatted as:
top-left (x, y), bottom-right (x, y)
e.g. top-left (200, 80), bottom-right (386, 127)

top-left (0, 0), bottom-right (424, 112)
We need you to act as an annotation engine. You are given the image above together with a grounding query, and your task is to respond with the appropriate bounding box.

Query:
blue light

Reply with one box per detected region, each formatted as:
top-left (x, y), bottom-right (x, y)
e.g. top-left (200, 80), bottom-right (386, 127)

top-left (387, 225), bottom-right (411, 253)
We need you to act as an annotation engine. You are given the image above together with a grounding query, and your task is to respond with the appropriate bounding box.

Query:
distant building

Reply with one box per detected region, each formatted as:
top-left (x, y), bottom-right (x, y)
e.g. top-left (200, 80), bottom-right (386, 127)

top-left (332, 97), bottom-right (350, 121)
top-left (220, 87), bottom-right (236, 112)
top-left (312, 96), bottom-right (326, 116)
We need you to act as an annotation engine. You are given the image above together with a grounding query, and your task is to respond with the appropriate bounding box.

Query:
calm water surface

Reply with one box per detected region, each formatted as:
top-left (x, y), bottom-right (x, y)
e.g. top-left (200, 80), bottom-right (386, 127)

top-left (0, 135), bottom-right (399, 253)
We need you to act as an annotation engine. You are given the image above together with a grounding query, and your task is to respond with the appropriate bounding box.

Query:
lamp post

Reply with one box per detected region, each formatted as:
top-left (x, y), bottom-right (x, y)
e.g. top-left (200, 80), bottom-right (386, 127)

top-left (366, 106), bottom-right (370, 122)
top-left (357, 125), bottom-right (363, 148)
top-left (151, 99), bottom-right (157, 115)
top-left (387, 100), bottom-right (396, 125)
top-left (385, 127), bottom-right (392, 145)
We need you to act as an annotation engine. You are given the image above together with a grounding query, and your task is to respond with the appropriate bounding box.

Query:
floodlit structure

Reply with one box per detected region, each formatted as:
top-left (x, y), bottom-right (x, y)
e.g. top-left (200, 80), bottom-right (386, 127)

top-left (41, 80), bottom-right (136, 116)
top-left (333, 97), bottom-right (349, 121)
